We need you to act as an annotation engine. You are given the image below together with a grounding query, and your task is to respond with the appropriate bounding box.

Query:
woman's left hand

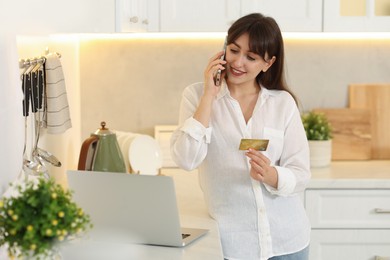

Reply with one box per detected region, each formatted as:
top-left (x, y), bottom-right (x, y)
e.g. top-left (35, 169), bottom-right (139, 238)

top-left (246, 149), bottom-right (278, 189)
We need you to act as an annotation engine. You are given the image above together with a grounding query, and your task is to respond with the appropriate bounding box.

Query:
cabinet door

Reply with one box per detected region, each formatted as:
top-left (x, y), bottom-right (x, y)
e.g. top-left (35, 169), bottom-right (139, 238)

top-left (324, 0), bottom-right (390, 32)
top-left (310, 229), bottom-right (390, 260)
top-left (305, 189), bottom-right (390, 229)
top-left (241, 0), bottom-right (323, 32)
top-left (160, 0), bottom-right (241, 32)
top-left (0, 0), bottom-right (116, 33)
top-left (116, 0), bottom-right (159, 32)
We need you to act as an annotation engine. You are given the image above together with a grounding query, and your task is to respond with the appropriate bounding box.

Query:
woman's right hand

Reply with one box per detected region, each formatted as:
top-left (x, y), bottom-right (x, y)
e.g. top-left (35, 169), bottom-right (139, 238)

top-left (193, 51), bottom-right (227, 127)
top-left (203, 51), bottom-right (226, 98)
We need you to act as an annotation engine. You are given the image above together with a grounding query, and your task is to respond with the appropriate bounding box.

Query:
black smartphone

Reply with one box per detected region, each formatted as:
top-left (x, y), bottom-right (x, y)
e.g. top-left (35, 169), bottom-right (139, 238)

top-left (214, 37), bottom-right (227, 86)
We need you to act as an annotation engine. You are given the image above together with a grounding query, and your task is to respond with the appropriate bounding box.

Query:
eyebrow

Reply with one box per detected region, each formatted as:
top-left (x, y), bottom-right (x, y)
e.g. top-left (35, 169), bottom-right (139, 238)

top-left (232, 41), bottom-right (259, 56)
top-left (232, 42), bottom-right (241, 49)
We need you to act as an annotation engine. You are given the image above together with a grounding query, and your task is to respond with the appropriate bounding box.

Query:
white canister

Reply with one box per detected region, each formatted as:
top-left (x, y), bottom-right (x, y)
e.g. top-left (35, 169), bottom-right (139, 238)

top-left (308, 140), bottom-right (332, 168)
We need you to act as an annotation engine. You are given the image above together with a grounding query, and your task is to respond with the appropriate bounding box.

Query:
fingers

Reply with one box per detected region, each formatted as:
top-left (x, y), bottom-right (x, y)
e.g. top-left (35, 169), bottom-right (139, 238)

top-left (249, 160), bottom-right (265, 180)
top-left (205, 60), bottom-right (226, 78)
top-left (245, 149), bottom-right (270, 166)
top-left (205, 51), bottom-right (226, 75)
top-left (209, 50), bottom-right (225, 62)
top-left (203, 52), bottom-right (227, 96)
top-left (246, 149), bottom-right (270, 178)
top-left (246, 149), bottom-right (278, 188)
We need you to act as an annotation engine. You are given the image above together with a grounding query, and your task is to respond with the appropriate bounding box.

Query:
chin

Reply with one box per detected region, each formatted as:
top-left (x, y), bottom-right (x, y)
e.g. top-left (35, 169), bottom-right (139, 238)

top-left (226, 75), bottom-right (247, 85)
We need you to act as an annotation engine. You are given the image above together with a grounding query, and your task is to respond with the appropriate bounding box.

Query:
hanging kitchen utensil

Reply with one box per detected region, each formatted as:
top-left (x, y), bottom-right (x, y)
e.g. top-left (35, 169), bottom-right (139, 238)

top-left (30, 64), bottom-right (39, 113)
top-left (21, 71), bottom-right (32, 178)
top-left (21, 67), bottom-right (48, 178)
top-left (37, 66), bottom-right (44, 111)
top-left (31, 63), bottom-right (61, 168)
top-left (36, 148), bottom-right (61, 167)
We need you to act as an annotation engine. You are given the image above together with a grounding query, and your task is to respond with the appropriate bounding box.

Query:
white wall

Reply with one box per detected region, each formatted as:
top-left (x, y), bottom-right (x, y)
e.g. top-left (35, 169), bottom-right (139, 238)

top-left (0, 33), bottom-right (23, 195)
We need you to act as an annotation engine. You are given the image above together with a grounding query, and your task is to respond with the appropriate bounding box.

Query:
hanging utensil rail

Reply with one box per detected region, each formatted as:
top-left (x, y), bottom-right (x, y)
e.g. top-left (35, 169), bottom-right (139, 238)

top-left (19, 51), bottom-right (61, 69)
top-left (19, 50), bottom-right (63, 179)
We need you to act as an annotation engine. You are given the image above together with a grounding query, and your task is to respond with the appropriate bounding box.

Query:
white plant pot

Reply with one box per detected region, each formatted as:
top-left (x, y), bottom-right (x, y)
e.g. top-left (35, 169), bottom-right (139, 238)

top-left (308, 140), bottom-right (332, 168)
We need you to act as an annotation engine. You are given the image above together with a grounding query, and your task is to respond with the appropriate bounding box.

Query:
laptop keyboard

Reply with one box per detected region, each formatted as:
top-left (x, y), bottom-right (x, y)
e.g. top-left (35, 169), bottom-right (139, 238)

top-left (182, 233), bottom-right (190, 239)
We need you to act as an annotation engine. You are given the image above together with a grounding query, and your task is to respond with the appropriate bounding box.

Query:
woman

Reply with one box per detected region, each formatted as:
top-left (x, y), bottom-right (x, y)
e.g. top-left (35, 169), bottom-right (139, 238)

top-left (171, 13), bottom-right (310, 260)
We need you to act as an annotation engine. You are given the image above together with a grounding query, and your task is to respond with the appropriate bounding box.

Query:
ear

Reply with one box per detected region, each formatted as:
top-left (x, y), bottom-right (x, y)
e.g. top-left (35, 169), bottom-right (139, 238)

top-left (263, 56), bottom-right (276, 72)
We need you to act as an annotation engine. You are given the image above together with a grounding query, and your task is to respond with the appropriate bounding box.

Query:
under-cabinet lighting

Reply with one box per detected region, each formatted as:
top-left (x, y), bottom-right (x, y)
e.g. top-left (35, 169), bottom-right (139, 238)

top-left (78, 32), bottom-right (228, 40)
top-left (283, 32), bottom-right (390, 40)
top-left (48, 32), bottom-right (390, 41)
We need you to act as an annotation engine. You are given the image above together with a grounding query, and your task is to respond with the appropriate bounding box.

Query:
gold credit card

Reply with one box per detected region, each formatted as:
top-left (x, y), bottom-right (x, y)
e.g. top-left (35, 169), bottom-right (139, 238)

top-left (239, 139), bottom-right (269, 151)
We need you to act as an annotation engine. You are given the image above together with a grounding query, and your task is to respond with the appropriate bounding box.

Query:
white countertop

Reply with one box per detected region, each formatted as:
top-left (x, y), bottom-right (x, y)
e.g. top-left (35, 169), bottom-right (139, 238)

top-left (60, 169), bottom-right (224, 260)
top-left (76, 160), bottom-right (389, 259)
top-left (164, 160), bottom-right (390, 192)
top-left (0, 170), bottom-right (224, 260)
top-left (308, 160), bottom-right (390, 189)
top-left (2, 161), bottom-right (388, 259)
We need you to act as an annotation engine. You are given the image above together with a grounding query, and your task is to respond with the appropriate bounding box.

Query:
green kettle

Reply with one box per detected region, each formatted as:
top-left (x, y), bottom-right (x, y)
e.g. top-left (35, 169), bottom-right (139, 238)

top-left (78, 121), bottom-right (126, 173)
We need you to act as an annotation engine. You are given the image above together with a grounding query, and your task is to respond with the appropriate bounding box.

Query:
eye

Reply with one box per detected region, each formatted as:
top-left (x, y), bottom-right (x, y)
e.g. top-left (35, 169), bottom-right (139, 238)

top-left (247, 55), bottom-right (256, 61)
top-left (229, 48), bottom-right (239, 54)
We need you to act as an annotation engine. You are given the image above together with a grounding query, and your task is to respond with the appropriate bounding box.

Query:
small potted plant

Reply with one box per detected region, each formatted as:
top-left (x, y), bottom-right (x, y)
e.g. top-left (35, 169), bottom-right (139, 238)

top-left (0, 177), bottom-right (92, 259)
top-left (301, 111), bottom-right (333, 167)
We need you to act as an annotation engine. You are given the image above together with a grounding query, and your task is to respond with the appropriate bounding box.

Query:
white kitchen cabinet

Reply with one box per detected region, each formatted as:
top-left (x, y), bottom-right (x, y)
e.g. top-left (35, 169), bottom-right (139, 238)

top-left (306, 189), bottom-right (390, 228)
top-left (159, 0), bottom-right (322, 32)
top-left (159, 0), bottom-right (241, 32)
top-left (117, 0), bottom-right (323, 32)
top-left (305, 189), bottom-right (390, 260)
top-left (310, 230), bottom-right (390, 260)
top-left (0, 0), bottom-right (116, 34)
top-left (115, 0), bottom-right (159, 32)
top-left (241, 0), bottom-right (323, 32)
top-left (324, 0), bottom-right (390, 32)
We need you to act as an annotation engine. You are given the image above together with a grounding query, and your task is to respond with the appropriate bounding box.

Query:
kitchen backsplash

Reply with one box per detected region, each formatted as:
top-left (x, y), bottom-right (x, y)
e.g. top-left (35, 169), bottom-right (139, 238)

top-left (78, 35), bottom-right (390, 138)
top-left (15, 34), bottom-right (390, 181)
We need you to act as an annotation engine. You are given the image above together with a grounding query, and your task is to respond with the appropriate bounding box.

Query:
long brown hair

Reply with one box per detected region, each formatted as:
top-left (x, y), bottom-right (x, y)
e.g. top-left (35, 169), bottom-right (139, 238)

top-left (227, 13), bottom-right (296, 102)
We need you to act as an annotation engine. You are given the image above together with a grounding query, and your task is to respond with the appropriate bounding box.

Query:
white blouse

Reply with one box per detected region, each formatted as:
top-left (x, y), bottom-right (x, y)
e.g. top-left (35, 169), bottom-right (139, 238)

top-left (171, 82), bottom-right (311, 260)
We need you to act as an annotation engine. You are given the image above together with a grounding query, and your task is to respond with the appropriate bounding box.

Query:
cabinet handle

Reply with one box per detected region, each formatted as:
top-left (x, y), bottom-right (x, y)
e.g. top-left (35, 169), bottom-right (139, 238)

top-left (375, 208), bottom-right (390, 214)
top-left (129, 16), bottom-right (139, 23)
top-left (375, 256), bottom-right (390, 260)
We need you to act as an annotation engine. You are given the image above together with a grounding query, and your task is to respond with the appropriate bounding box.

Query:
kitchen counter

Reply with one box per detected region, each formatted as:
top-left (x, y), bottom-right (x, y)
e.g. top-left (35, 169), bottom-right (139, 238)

top-left (66, 168), bottom-right (224, 260)
top-left (163, 160), bottom-right (390, 200)
top-left (161, 160), bottom-right (390, 226)
top-left (2, 161), bottom-right (388, 259)
top-left (0, 170), bottom-right (224, 260)
top-left (308, 160), bottom-right (390, 189)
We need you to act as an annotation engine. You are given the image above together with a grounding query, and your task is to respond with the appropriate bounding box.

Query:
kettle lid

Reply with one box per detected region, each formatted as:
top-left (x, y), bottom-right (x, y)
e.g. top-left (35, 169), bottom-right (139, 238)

top-left (93, 121), bottom-right (114, 136)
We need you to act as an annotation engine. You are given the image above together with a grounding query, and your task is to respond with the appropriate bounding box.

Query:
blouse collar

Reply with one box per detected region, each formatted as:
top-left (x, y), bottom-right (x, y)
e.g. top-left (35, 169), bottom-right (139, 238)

top-left (216, 80), bottom-right (275, 101)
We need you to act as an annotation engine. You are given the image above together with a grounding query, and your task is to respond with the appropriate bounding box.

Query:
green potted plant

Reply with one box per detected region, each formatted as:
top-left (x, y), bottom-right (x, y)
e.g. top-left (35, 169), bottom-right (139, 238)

top-left (0, 177), bottom-right (92, 259)
top-left (301, 111), bottom-right (333, 167)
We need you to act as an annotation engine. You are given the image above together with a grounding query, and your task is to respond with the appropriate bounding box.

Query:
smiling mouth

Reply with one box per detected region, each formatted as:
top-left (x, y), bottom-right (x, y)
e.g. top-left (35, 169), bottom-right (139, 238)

top-left (230, 67), bottom-right (246, 77)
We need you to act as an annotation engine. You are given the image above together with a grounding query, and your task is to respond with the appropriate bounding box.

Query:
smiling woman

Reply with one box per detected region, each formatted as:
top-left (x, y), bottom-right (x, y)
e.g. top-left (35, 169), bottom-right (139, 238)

top-left (171, 13), bottom-right (311, 260)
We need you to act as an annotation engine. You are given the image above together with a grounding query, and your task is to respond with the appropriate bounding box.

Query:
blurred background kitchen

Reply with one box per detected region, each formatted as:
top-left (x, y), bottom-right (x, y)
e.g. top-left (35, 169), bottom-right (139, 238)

top-left (1, 1), bottom-right (390, 259)
top-left (1, 0), bottom-right (390, 186)
top-left (1, 0), bottom-right (390, 185)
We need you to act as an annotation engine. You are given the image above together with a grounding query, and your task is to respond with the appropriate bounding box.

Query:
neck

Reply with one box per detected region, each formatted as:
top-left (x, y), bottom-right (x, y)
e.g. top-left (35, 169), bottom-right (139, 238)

top-left (227, 80), bottom-right (260, 97)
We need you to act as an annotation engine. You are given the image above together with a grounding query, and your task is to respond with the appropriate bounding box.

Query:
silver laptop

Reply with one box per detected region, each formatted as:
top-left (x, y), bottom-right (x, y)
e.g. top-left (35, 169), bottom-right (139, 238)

top-left (66, 170), bottom-right (208, 247)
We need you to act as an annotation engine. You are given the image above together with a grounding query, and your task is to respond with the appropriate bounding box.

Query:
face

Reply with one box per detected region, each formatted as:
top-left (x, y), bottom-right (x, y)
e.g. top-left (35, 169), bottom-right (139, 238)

top-left (225, 33), bottom-right (275, 88)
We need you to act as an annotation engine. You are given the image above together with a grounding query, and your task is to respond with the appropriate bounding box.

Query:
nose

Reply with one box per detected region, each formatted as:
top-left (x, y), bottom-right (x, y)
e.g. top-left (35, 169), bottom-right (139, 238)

top-left (232, 54), bottom-right (245, 68)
